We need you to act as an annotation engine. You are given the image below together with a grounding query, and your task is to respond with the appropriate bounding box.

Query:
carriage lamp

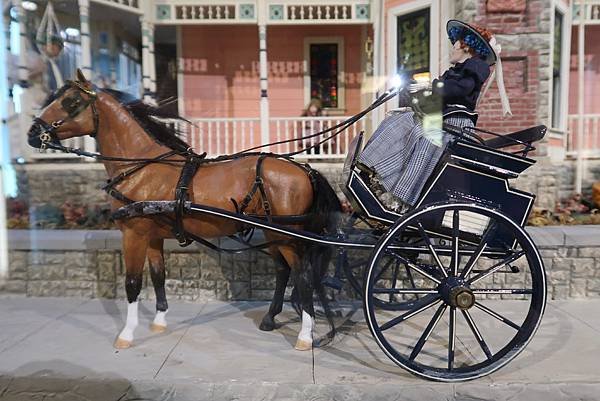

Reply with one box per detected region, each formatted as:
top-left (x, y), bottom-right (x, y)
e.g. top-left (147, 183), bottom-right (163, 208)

top-left (390, 74), bottom-right (403, 90)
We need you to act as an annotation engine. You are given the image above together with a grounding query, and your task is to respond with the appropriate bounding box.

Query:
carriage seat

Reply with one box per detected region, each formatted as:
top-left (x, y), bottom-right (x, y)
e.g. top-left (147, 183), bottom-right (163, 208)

top-left (484, 125), bottom-right (547, 149)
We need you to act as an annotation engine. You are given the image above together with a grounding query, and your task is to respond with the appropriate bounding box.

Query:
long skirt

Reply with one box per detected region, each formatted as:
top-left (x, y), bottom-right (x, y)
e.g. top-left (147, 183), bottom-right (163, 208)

top-left (358, 111), bottom-right (474, 206)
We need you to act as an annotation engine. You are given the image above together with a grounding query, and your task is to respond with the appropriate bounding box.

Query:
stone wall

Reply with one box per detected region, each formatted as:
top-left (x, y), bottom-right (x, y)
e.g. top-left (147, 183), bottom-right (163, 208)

top-left (2, 227), bottom-right (600, 301)
top-left (13, 160), bottom-right (600, 216)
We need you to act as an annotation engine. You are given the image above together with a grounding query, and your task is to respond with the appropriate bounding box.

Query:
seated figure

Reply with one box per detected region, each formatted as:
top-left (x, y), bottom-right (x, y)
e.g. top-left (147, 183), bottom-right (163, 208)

top-left (358, 20), bottom-right (511, 213)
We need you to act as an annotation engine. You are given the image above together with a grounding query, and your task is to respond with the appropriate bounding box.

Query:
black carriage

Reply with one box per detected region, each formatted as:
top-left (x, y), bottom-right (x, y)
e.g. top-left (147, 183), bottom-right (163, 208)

top-left (335, 120), bottom-right (548, 381)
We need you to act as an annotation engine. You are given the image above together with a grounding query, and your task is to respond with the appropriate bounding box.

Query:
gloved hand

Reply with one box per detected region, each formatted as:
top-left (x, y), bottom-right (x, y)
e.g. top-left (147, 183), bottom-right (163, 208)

top-left (408, 81), bottom-right (431, 93)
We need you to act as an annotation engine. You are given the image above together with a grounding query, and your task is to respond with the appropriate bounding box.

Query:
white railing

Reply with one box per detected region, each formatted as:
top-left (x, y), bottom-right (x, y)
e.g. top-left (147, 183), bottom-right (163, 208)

top-left (177, 116), bottom-right (366, 159)
top-left (267, 116), bottom-right (367, 159)
top-left (173, 118), bottom-right (261, 156)
top-left (567, 114), bottom-right (600, 158)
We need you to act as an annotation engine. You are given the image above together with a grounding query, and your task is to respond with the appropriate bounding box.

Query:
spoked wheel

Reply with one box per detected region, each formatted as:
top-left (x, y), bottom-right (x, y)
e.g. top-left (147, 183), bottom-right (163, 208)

top-left (364, 202), bottom-right (547, 382)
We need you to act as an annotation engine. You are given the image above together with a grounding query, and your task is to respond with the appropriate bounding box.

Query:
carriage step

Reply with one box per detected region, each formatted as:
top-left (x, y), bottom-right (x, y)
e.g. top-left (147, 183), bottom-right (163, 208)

top-left (322, 276), bottom-right (345, 291)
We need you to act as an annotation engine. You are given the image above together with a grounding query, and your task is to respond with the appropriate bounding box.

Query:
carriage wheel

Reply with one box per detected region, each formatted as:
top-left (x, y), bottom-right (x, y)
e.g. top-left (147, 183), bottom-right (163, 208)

top-left (342, 214), bottom-right (431, 311)
top-left (364, 202), bottom-right (546, 382)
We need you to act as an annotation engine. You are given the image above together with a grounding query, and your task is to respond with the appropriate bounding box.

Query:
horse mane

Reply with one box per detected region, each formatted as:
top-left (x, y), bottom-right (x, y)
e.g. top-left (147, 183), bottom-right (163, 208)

top-left (101, 88), bottom-right (192, 153)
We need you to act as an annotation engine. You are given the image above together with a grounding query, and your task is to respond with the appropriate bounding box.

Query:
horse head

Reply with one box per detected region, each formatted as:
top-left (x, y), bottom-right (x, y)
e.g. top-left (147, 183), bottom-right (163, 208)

top-left (27, 69), bottom-right (99, 149)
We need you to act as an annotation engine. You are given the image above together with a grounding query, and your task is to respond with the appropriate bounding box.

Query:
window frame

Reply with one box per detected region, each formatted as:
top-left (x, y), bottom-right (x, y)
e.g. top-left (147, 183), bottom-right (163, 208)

top-left (550, 0), bottom-right (571, 133)
top-left (303, 36), bottom-right (345, 113)
top-left (387, 0), bottom-right (440, 110)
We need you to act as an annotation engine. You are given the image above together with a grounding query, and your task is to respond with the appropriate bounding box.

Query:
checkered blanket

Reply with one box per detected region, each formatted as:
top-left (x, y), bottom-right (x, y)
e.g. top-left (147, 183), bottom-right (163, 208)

top-left (358, 111), bottom-right (473, 205)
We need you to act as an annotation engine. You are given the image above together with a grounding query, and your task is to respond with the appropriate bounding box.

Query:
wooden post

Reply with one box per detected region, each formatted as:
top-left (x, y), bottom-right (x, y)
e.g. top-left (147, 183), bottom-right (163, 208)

top-left (576, 0), bottom-right (586, 194)
top-left (78, 0), bottom-right (96, 156)
top-left (258, 0), bottom-right (270, 145)
top-left (140, 17), bottom-right (155, 103)
top-left (78, 0), bottom-right (92, 79)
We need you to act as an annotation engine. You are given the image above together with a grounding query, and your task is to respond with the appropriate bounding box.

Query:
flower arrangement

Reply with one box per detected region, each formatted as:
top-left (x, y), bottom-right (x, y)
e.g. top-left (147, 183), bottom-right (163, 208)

top-left (448, 26), bottom-right (491, 58)
top-left (6, 198), bottom-right (115, 230)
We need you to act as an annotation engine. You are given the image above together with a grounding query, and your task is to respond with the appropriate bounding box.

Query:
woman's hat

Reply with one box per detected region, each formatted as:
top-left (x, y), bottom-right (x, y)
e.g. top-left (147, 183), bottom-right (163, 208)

top-left (446, 20), bottom-right (497, 65)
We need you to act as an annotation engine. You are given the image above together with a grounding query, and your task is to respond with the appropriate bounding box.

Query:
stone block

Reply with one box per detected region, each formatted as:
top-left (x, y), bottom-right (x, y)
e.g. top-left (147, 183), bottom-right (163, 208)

top-left (552, 284), bottom-right (569, 300)
top-left (579, 247), bottom-right (600, 258)
top-left (28, 281), bottom-right (66, 297)
top-left (45, 252), bottom-right (66, 264)
top-left (9, 251), bottom-right (27, 271)
top-left (98, 259), bottom-right (116, 282)
top-left (96, 282), bottom-right (116, 298)
top-left (0, 280), bottom-right (26, 293)
top-left (229, 282), bottom-right (250, 300)
top-left (198, 288), bottom-right (217, 301)
top-left (570, 278), bottom-right (588, 298)
top-left (28, 265), bottom-right (65, 280)
top-left (571, 258), bottom-right (595, 278)
top-left (184, 280), bottom-right (199, 297)
top-left (66, 266), bottom-right (96, 281)
top-left (251, 289), bottom-right (274, 301)
top-left (182, 266), bottom-right (201, 280)
top-left (551, 257), bottom-right (575, 271)
top-left (200, 264), bottom-right (225, 281)
top-left (165, 279), bottom-right (184, 296)
top-left (166, 266), bottom-right (181, 279)
top-left (251, 274), bottom-right (276, 290)
top-left (549, 269), bottom-right (570, 282)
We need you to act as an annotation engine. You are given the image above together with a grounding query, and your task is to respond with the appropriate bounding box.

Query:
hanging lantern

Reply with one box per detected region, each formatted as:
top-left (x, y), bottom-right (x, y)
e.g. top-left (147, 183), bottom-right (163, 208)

top-left (36, 1), bottom-right (64, 59)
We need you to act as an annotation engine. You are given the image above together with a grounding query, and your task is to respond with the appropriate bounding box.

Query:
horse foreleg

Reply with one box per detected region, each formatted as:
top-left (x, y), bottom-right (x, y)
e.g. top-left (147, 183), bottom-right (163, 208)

top-left (148, 238), bottom-right (168, 333)
top-left (259, 249), bottom-right (290, 331)
top-left (114, 229), bottom-right (149, 349)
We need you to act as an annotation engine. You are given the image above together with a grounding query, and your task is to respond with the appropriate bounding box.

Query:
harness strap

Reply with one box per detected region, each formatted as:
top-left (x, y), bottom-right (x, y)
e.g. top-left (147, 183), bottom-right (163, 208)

top-left (173, 155), bottom-right (204, 246)
top-left (239, 155), bottom-right (273, 222)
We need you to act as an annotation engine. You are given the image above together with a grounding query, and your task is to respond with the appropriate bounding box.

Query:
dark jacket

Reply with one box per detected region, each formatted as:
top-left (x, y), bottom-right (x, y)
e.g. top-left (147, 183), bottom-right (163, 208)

top-left (432, 57), bottom-right (490, 123)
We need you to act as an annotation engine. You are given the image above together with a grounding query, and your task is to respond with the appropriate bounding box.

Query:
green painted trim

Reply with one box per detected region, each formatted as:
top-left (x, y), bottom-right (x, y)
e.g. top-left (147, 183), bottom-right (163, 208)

top-left (269, 4), bottom-right (284, 20)
top-left (156, 4), bottom-right (171, 20)
top-left (239, 4), bottom-right (255, 19)
top-left (355, 4), bottom-right (370, 19)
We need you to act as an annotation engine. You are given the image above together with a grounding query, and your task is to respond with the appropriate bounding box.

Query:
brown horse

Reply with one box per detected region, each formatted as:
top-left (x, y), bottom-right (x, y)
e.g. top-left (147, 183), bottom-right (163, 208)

top-left (27, 70), bottom-right (340, 350)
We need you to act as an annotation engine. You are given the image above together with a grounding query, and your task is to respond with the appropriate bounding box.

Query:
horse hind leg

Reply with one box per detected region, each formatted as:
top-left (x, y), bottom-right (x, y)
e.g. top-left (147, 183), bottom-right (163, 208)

top-left (277, 245), bottom-right (315, 351)
top-left (148, 238), bottom-right (168, 333)
top-left (114, 229), bottom-right (149, 349)
top-left (259, 249), bottom-right (290, 332)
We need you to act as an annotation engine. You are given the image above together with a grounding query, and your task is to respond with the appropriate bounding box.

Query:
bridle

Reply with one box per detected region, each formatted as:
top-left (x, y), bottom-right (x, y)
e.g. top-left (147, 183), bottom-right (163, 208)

top-left (30, 80), bottom-right (100, 150)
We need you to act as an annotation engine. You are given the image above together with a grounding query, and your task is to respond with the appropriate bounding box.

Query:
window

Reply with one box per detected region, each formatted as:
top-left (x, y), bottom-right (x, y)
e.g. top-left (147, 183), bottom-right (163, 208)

top-left (396, 8), bottom-right (430, 79)
top-left (310, 43), bottom-right (339, 108)
top-left (552, 9), bottom-right (564, 128)
top-left (304, 37), bottom-right (344, 110)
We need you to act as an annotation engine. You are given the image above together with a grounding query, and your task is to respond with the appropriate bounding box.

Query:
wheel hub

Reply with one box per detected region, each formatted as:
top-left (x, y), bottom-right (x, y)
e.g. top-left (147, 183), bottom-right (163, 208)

top-left (438, 277), bottom-right (475, 310)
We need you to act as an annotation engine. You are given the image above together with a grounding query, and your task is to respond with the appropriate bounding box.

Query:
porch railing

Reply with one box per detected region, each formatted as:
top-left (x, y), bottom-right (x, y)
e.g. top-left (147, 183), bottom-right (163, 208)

top-left (566, 114), bottom-right (600, 158)
top-left (176, 116), bottom-right (367, 159)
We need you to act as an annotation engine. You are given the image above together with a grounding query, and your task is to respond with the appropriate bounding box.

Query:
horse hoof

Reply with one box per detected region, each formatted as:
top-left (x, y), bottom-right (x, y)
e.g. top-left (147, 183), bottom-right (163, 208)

top-left (150, 323), bottom-right (167, 333)
top-left (259, 316), bottom-right (275, 331)
top-left (114, 337), bottom-right (132, 349)
top-left (294, 339), bottom-right (312, 351)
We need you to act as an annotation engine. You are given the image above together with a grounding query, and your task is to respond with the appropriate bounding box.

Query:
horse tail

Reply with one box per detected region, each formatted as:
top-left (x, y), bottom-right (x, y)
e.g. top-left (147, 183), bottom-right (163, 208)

top-left (305, 169), bottom-right (342, 345)
top-left (305, 169), bottom-right (342, 234)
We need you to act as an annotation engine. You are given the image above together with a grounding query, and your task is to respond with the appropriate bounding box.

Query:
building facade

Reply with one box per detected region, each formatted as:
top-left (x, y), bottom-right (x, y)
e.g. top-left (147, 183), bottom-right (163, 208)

top-left (3, 0), bottom-right (600, 204)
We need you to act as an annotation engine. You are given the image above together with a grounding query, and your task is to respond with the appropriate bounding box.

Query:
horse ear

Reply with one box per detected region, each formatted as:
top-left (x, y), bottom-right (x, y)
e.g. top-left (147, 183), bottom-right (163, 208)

top-left (76, 68), bottom-right (88, 83)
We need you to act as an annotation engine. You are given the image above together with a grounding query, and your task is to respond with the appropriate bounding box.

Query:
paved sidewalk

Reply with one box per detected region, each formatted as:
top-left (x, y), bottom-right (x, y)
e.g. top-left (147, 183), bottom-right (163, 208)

top-left (0, 297), bottom-right (599, 400)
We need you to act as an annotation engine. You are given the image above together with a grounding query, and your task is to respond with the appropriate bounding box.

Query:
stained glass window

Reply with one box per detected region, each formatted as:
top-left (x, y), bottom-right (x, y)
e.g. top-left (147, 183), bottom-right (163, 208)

top-left (309, 43), bottom-right (338, 108)
top-left (552, 10), bottom-right (563, 128)
top-left (397, 8), bottom-right (430, 79)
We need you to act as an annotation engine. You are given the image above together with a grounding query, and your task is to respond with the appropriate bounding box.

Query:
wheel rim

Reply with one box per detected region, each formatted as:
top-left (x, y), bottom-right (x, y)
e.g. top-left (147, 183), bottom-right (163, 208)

top-left (364, 203), bottom-right (547, 382)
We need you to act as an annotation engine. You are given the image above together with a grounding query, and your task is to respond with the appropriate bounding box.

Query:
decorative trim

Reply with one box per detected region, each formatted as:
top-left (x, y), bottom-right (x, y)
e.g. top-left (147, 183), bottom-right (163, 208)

top-left (156, 4), bottom-right (171, 20)
top-left (239, 3), bottom-right (255, 19)
top-left (269, 4), bottom-right (284, 20)
top-left (355, 4), bottom-right (370, 19)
